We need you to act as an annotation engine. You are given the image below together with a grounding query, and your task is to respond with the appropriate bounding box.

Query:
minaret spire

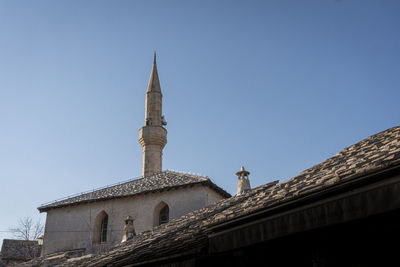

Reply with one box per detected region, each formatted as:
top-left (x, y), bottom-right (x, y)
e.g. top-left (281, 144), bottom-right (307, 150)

top-left (146, 52), bottom-right (161, 93)
top-left (138, 54), bottom-right (167, 177)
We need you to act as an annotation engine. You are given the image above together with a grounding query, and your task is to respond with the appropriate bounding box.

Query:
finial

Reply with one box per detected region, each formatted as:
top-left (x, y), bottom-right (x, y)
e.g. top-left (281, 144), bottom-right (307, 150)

top-left (153, 51), bottom-right (157, 65)
top-left (125, 216), bottom-right (134, 222)
top-left (236, 166), bottom-right (250, 176)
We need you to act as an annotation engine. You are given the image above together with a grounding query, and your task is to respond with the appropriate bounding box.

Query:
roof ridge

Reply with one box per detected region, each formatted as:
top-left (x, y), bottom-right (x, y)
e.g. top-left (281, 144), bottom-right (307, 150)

top-left (338, 126), bottom-right (400, 154)
top-left (165, 169), bottom-right (209, 178)
top-left (291, 126), bottom-right (400, 181)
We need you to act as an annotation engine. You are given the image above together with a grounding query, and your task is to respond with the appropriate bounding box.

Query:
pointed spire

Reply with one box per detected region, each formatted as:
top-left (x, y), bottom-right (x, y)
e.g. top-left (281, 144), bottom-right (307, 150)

top-left (147, 52), bottom-right (161, 92)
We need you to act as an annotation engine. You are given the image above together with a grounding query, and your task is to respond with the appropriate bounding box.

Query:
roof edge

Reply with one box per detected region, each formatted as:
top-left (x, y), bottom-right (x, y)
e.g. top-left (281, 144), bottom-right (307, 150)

top-left (207, 159), bottom-right (400, 232)
top-left (38, 174), bottom-right (230, 212)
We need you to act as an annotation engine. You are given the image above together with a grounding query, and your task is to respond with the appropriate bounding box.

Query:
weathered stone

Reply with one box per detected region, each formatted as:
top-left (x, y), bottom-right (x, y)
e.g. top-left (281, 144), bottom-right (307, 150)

top-left (139, 53), bottom-right (168, 177)
top-left (236, 166), bottom-right (251, 195)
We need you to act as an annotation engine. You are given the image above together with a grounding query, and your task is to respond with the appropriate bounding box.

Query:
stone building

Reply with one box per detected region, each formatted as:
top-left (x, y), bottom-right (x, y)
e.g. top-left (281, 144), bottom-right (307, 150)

top-left (38, 54), bottom-right (230, 256)
top-left (29, 55), bottom-right (400, 266)
top-left (0, 239), bottom-right (41, 266)
top-left (28, 126), bottom-right (400, 267)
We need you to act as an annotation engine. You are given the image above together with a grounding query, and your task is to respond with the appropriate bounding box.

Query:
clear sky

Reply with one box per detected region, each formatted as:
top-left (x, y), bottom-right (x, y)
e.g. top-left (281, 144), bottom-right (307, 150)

top-left (1, 0), bottom-right (399, 244)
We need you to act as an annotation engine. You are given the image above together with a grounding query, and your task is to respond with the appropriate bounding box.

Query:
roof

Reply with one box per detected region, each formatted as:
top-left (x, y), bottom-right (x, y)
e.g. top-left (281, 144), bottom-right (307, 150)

top-left (27, 126), bottom-right (400, 266)
top-left (38, 171), bottom-right (231, 212)
top-left (64, 126), bottom-right (400, 266)
top-left (0, 239), bottom-right (40, 261)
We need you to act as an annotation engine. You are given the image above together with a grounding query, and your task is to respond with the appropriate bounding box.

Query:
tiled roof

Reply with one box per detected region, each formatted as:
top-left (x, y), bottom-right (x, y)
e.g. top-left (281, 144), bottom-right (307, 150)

top-left (26, 126), bottom-right (400, 266)
top-left (204, 125), bottom-right (400, 226)
top-left (38, 171), bottom-right (230, 212)
top-left (1, 239), bottom-right (40, 261)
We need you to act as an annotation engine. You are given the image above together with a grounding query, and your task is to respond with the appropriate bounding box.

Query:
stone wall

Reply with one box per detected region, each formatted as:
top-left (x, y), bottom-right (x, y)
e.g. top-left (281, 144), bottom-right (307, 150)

top-left (42, 185), bottom-right (224, 255)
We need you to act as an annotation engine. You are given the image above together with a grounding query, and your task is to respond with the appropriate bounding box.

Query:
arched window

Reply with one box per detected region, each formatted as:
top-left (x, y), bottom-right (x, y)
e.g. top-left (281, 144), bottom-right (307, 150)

top-left (100, 214), bottom-right (108, 243)
top-left (159, 205), bottom-right (169, 225)
top-left (153, 201), bottom-right (169, 226)
top-left (93, 211), bottom-right (108, 244)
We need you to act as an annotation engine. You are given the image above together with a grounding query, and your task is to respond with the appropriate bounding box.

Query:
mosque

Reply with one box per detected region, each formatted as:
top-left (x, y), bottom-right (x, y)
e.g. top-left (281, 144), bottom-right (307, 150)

top-left (30, 55), bottom-right (400, 267)
top-left (38, 54), bottom-right (233, 256)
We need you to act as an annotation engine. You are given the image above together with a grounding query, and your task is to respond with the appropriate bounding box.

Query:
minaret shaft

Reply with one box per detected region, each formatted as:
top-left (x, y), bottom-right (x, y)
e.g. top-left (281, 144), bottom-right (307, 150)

top-left (139, 54), bottom-right (167, 177)
top-left (145, 91), bottom-right (162, 126)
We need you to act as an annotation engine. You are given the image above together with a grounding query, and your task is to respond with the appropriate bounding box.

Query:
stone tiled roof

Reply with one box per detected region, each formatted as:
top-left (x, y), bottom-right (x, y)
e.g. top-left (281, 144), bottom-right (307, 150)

top-left (26, 126), bottom-right (400, 266)
top-left (38, 171), bottom-right (231, 212)
top-left (1, 239), bottom-right (40, 261)
top-left (204, 126), bottom-right (400, 226)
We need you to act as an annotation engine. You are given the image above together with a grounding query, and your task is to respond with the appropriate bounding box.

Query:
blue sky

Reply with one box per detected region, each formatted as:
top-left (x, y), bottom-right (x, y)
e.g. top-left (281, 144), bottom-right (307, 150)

top-left (1, 0), bottom-right (399, 244)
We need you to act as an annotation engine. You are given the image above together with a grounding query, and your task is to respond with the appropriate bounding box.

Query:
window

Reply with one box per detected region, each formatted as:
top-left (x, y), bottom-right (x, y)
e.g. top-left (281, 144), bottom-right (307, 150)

top-left (100, 214), bottom-right (108, 243)
top-left (93, 210), bottom-right (108, 244)
top-left (159, 205), bottom-right (169, 225)
top-left (154, 201), bottom-right (170, 226)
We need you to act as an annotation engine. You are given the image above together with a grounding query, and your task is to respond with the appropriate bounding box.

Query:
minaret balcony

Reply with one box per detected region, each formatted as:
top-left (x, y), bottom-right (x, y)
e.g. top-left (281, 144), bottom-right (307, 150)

top-left (138, 126), bottom-right (167, 148)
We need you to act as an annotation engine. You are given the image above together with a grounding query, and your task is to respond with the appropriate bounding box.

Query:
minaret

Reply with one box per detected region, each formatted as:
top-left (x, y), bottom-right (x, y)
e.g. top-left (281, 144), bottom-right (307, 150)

top-left (138, 53), bottom-right (167, 177)
top-left (236, 166), bottom-right (251, 195)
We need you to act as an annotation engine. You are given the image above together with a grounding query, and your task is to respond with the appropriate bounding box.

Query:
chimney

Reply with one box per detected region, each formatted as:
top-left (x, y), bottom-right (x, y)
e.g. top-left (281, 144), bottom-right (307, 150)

top-left (236, 166), bottom-right (251, 195)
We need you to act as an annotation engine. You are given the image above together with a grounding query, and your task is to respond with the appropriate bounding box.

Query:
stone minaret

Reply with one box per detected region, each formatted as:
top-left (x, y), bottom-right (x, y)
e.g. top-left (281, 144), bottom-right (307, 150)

top-left (138, 53), bottom-right (167, 177)
top-left (236, 166), bottom-right (251, 195)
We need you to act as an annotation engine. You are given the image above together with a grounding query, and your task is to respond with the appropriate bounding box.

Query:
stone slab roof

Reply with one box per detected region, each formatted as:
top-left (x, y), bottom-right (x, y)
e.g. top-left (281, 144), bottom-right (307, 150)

top-left (1, 239), bottom-right (40, 261)
top-left (38, 171), bottom-right (230, 212)
top-left (26, 126), bottom-right (400, 266)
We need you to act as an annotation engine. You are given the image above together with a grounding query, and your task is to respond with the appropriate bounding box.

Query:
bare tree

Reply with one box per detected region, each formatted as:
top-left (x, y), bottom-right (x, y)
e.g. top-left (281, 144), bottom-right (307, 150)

top-left (9, 217), bottom-right (44, 240)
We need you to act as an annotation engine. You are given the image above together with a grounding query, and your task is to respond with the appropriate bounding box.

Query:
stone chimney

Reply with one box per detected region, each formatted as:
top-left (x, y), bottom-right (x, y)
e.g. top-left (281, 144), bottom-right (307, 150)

top-left (236, 166), bottom-right (251, 195)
